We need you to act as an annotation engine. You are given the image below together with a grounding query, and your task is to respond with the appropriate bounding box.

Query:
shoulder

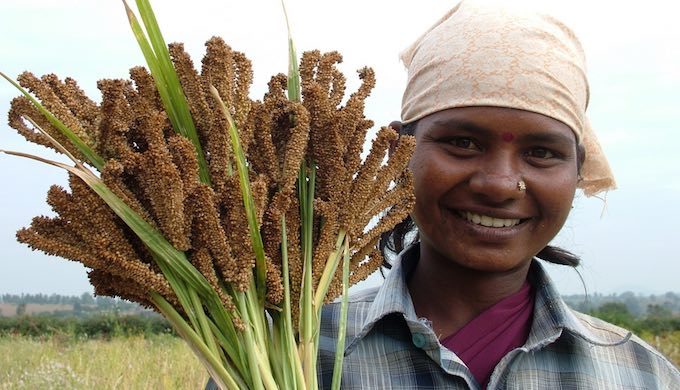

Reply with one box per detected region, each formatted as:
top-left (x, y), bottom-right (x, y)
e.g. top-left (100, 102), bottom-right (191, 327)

top-left (320, 286), bottom-right (380, 333)
top-left (567, 309), bottom-right (680, 386)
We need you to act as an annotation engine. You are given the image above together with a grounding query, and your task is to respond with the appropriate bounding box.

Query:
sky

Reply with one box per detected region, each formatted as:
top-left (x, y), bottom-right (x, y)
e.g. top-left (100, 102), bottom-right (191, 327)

top-left (0, 0), bottom-right (678, 297)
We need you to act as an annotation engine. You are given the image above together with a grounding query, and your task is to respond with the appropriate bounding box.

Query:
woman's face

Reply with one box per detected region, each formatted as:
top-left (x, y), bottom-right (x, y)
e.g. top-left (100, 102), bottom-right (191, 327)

top-left (409, 107), bottom-right (579, 273)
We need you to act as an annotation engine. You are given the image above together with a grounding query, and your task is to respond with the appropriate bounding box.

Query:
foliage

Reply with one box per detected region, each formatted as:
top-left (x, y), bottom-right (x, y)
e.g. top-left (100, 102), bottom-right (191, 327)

top-left (0, 314), bottom-right (173, 339)
top-left (588, 302), bottom-right (680, 336)
top-left (564, 291), bottom-right (680, 317)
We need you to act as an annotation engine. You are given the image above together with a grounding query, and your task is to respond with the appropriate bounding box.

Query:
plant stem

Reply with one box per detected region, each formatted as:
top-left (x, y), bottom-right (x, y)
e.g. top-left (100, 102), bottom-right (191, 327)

top-left (151, 292), bottom-right (238, 390)
top-left (331, 237), bottom-right (351, 390)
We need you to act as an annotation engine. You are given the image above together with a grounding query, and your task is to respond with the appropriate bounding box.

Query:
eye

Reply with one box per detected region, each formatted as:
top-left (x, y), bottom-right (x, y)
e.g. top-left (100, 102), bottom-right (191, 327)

top-left (527, 147), bottom-right (555, 159)
top-left (450, 137), bottom-right (481, 151)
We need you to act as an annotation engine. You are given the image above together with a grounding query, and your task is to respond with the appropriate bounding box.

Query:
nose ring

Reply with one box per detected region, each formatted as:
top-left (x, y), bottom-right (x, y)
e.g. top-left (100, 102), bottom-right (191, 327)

top-left (517, 180), bottom-right (527, 192)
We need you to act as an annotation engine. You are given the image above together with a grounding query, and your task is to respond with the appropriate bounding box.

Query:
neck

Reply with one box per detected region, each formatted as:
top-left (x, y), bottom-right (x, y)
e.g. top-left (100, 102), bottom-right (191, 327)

top-left (407, 243), bottom-right (532, 339)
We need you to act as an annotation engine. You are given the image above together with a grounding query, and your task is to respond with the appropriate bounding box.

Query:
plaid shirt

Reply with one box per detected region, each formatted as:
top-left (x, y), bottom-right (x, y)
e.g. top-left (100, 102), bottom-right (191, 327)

top-left (317, 245), bottom-right (680, 389)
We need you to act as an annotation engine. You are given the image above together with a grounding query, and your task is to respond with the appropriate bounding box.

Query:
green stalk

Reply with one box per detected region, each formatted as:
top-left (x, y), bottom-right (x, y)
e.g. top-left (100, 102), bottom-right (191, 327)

top-left (330, 237), bottom-right (351, 390)
top-left (151, 292), bottom-right (238, 390)
top-left (0, 73), bottom-right (104, 171)
top-left (313, 231), bottom-right (346, 312)
top-left (234, 292), bottom-right (265, 390)
top-left (188, 288), bottom-right (221, 358)
top-left (206, 320), bottom-right (250, 389)
top-left (299, 164), bottom-right (317, 389)
top-left (280, 216), bottom-right (305, 389)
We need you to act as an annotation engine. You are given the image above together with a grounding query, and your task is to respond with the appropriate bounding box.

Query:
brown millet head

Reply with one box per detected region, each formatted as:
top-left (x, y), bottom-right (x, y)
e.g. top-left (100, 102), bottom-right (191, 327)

top-left (168, 42), bottom-right (213, 139)
top-left (370, 134), bottom-right (416, 198)
top-left (230, 51), bottom-right (254, 134)
top-left (42, 74), bottom-right (100, 143)
top-left (101, 159), bottom-right (159, 232)
top-left (167, 134), bottom-right (201, 196)
top-left (316, 52), bottom-right (343, 99)
top-left (218, 174), bottom-right (257, 288)
top-left (192, 248), bottom-right (237, 313)
top-left (184, 184), bottom-right (242, 289)
top-left (129, 66), bottom-right (163, 110)
top-left (349, 248), bottom-right (383, 286)
top-left (341, 126), bottom-right (398, 236)
top-left (278, 102), bottom-right (310, 193)
top-left (89, 269), bottom-right (154, 309)
top-left (260, 191), bottom-right (291, 273)
top-left (7, 97), bottom-right (89, 163)
top-left (97, 78), bottom-right (137, 162)
top-left (265, 256), bottom-right (284, 305)
top-left (16, 72), bottom-right (96, 150)
top-left (340, 67), bottom-right (376, 175)
top-left (45, 175), bottom-right (170, 293)
top-left (168, 41), bottom-right (229, 195)
top-left (127, 93), bottom-right (168, 151)
top-left (360, 171), bottom-right (415, 230)
top-left (352, 191), bottom-right (415, 253)
top-left (311, 200), bottom-right (339, 289)
top-left (202, 37), bottom-right (236, 113)
top-left (135, 142), bottom-right (191, 251)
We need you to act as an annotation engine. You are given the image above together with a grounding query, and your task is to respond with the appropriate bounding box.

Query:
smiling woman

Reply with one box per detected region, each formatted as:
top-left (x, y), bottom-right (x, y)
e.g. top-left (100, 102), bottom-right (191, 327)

top-left (408, 107), bottom-right (579, 276)
top-left (316, 1), bottom-right (680, 389)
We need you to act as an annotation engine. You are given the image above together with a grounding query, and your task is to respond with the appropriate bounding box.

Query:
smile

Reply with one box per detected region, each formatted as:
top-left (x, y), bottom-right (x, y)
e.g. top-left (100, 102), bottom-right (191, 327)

top-left (456, 211), bottom-right (522, 228)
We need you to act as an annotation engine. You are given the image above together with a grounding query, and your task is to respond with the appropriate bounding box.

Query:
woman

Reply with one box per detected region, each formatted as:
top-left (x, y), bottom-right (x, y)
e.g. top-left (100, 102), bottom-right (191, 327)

top-left (317, 1), bottom-right (680, 389)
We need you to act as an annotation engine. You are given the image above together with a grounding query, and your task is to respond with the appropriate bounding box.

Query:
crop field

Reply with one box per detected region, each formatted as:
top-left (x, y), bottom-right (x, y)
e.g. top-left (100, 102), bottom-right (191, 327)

top-left (0, 334), bottom-right (207, 389)
top-left (1, 332), bottom-right (678, 389)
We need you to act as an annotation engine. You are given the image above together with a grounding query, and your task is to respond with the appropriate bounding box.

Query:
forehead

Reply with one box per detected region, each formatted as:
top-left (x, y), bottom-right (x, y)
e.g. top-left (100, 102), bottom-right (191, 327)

top-left (416, 106), bottom-right (577, 143)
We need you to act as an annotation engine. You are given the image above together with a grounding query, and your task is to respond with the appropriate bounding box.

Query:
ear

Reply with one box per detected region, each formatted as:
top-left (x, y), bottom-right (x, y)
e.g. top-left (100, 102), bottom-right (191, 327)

top-left (388, 121), bottom-right (402, 157)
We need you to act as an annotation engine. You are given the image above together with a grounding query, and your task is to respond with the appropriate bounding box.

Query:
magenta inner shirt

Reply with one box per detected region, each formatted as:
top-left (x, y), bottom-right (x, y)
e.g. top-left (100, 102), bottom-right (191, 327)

top-left (440, 281), bottom-right (534, 389)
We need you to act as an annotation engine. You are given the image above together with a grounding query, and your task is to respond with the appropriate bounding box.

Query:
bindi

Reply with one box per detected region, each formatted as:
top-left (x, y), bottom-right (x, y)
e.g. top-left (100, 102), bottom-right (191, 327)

top-left (501, 132), bottom-right (515, 142)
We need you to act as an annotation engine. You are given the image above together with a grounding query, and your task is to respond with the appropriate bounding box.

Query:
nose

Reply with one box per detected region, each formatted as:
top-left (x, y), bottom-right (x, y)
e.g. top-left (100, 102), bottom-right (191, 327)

top-left (468, 153), bottom-right (524, 203)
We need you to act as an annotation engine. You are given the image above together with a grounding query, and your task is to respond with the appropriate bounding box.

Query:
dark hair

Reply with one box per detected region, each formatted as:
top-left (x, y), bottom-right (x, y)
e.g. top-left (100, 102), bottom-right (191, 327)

top-left (379, 120), bottom-right (585, 268)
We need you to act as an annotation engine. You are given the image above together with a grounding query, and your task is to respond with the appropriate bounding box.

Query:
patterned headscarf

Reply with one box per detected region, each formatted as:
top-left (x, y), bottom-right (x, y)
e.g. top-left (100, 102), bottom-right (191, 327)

top-left (400, 1), bottom-right (615, 196)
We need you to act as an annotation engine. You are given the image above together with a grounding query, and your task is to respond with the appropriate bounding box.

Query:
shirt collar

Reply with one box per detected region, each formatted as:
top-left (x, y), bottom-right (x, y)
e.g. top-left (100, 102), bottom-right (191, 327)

top-left (527, 260), bottom-right (631, 348)
top-left (346, 244), bottom-right (628, 354)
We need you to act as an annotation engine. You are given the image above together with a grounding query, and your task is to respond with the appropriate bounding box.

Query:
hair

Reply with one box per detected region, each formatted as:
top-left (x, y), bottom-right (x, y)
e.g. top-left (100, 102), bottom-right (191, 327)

top-left (379, 120), bottom-right (586, 269)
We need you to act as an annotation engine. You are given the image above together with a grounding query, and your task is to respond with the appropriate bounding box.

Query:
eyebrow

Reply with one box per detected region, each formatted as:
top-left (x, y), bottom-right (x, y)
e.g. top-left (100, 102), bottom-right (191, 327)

top-left (429, 118), bottom-right (576, 146)
top-left (430, 118), bottom-right (493, 136)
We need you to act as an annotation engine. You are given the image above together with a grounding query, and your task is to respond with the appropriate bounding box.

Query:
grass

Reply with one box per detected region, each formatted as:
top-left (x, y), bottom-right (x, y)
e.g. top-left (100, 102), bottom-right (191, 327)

top-left (642, 331), bottom-right (680, 368)
top-left (0, 331), bottom-right (677, 389)
top-left (0, 334), bottom-right (207, 389)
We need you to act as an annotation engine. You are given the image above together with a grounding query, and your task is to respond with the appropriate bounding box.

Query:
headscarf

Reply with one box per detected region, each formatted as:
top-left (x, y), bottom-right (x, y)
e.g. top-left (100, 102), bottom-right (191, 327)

top-left (400, 1), bottom-right (615, 196)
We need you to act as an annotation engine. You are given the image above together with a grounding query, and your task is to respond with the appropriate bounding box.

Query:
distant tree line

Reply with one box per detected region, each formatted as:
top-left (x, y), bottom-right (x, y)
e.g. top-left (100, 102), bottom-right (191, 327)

top-left (1, 293), bottom-right (141, 309)
top-left (1, 293), bottom-right (147, 316)
top-left (0, 314), bottom-right (174, 338)
top-left (563, 291), bottom-right (680, 317)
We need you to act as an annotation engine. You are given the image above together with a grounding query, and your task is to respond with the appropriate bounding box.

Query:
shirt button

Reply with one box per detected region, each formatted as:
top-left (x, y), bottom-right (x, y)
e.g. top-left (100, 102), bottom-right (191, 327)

top-left (412, 332), bottom-right (427, 348)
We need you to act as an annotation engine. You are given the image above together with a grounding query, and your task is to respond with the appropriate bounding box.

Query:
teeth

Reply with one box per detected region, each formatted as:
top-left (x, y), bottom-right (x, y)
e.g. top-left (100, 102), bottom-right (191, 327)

top-left (464, 211), bottom-right (520, 228)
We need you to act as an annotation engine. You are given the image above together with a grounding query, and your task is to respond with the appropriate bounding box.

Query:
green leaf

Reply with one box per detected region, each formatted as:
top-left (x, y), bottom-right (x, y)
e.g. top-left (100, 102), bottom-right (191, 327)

top-left (123, 0), bottom-right (212, 185)
top-left (280, 0), bottom-right (300, 102)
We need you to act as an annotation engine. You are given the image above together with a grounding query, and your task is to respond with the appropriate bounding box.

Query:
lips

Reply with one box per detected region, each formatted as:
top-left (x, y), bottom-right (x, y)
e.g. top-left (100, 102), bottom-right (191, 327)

top-left (455, 210), bottom-right (523, 228)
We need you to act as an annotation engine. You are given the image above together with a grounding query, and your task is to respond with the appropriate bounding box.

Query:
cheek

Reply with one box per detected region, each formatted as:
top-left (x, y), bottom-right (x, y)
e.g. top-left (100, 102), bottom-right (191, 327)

top-left (535, 172), bottom-right (578, 225)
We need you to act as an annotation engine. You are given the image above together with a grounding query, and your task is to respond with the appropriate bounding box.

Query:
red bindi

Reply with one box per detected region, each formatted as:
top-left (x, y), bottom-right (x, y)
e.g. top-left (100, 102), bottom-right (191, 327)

top-left (501, 132), bottom-right (515, 142)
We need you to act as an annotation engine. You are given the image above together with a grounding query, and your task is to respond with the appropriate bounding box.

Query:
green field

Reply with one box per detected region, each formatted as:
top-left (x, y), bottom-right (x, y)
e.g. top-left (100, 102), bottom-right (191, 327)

top-left (1, 332), bottom-right (678, 389)
top-left (0, 335), bottom-right (207, 389)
